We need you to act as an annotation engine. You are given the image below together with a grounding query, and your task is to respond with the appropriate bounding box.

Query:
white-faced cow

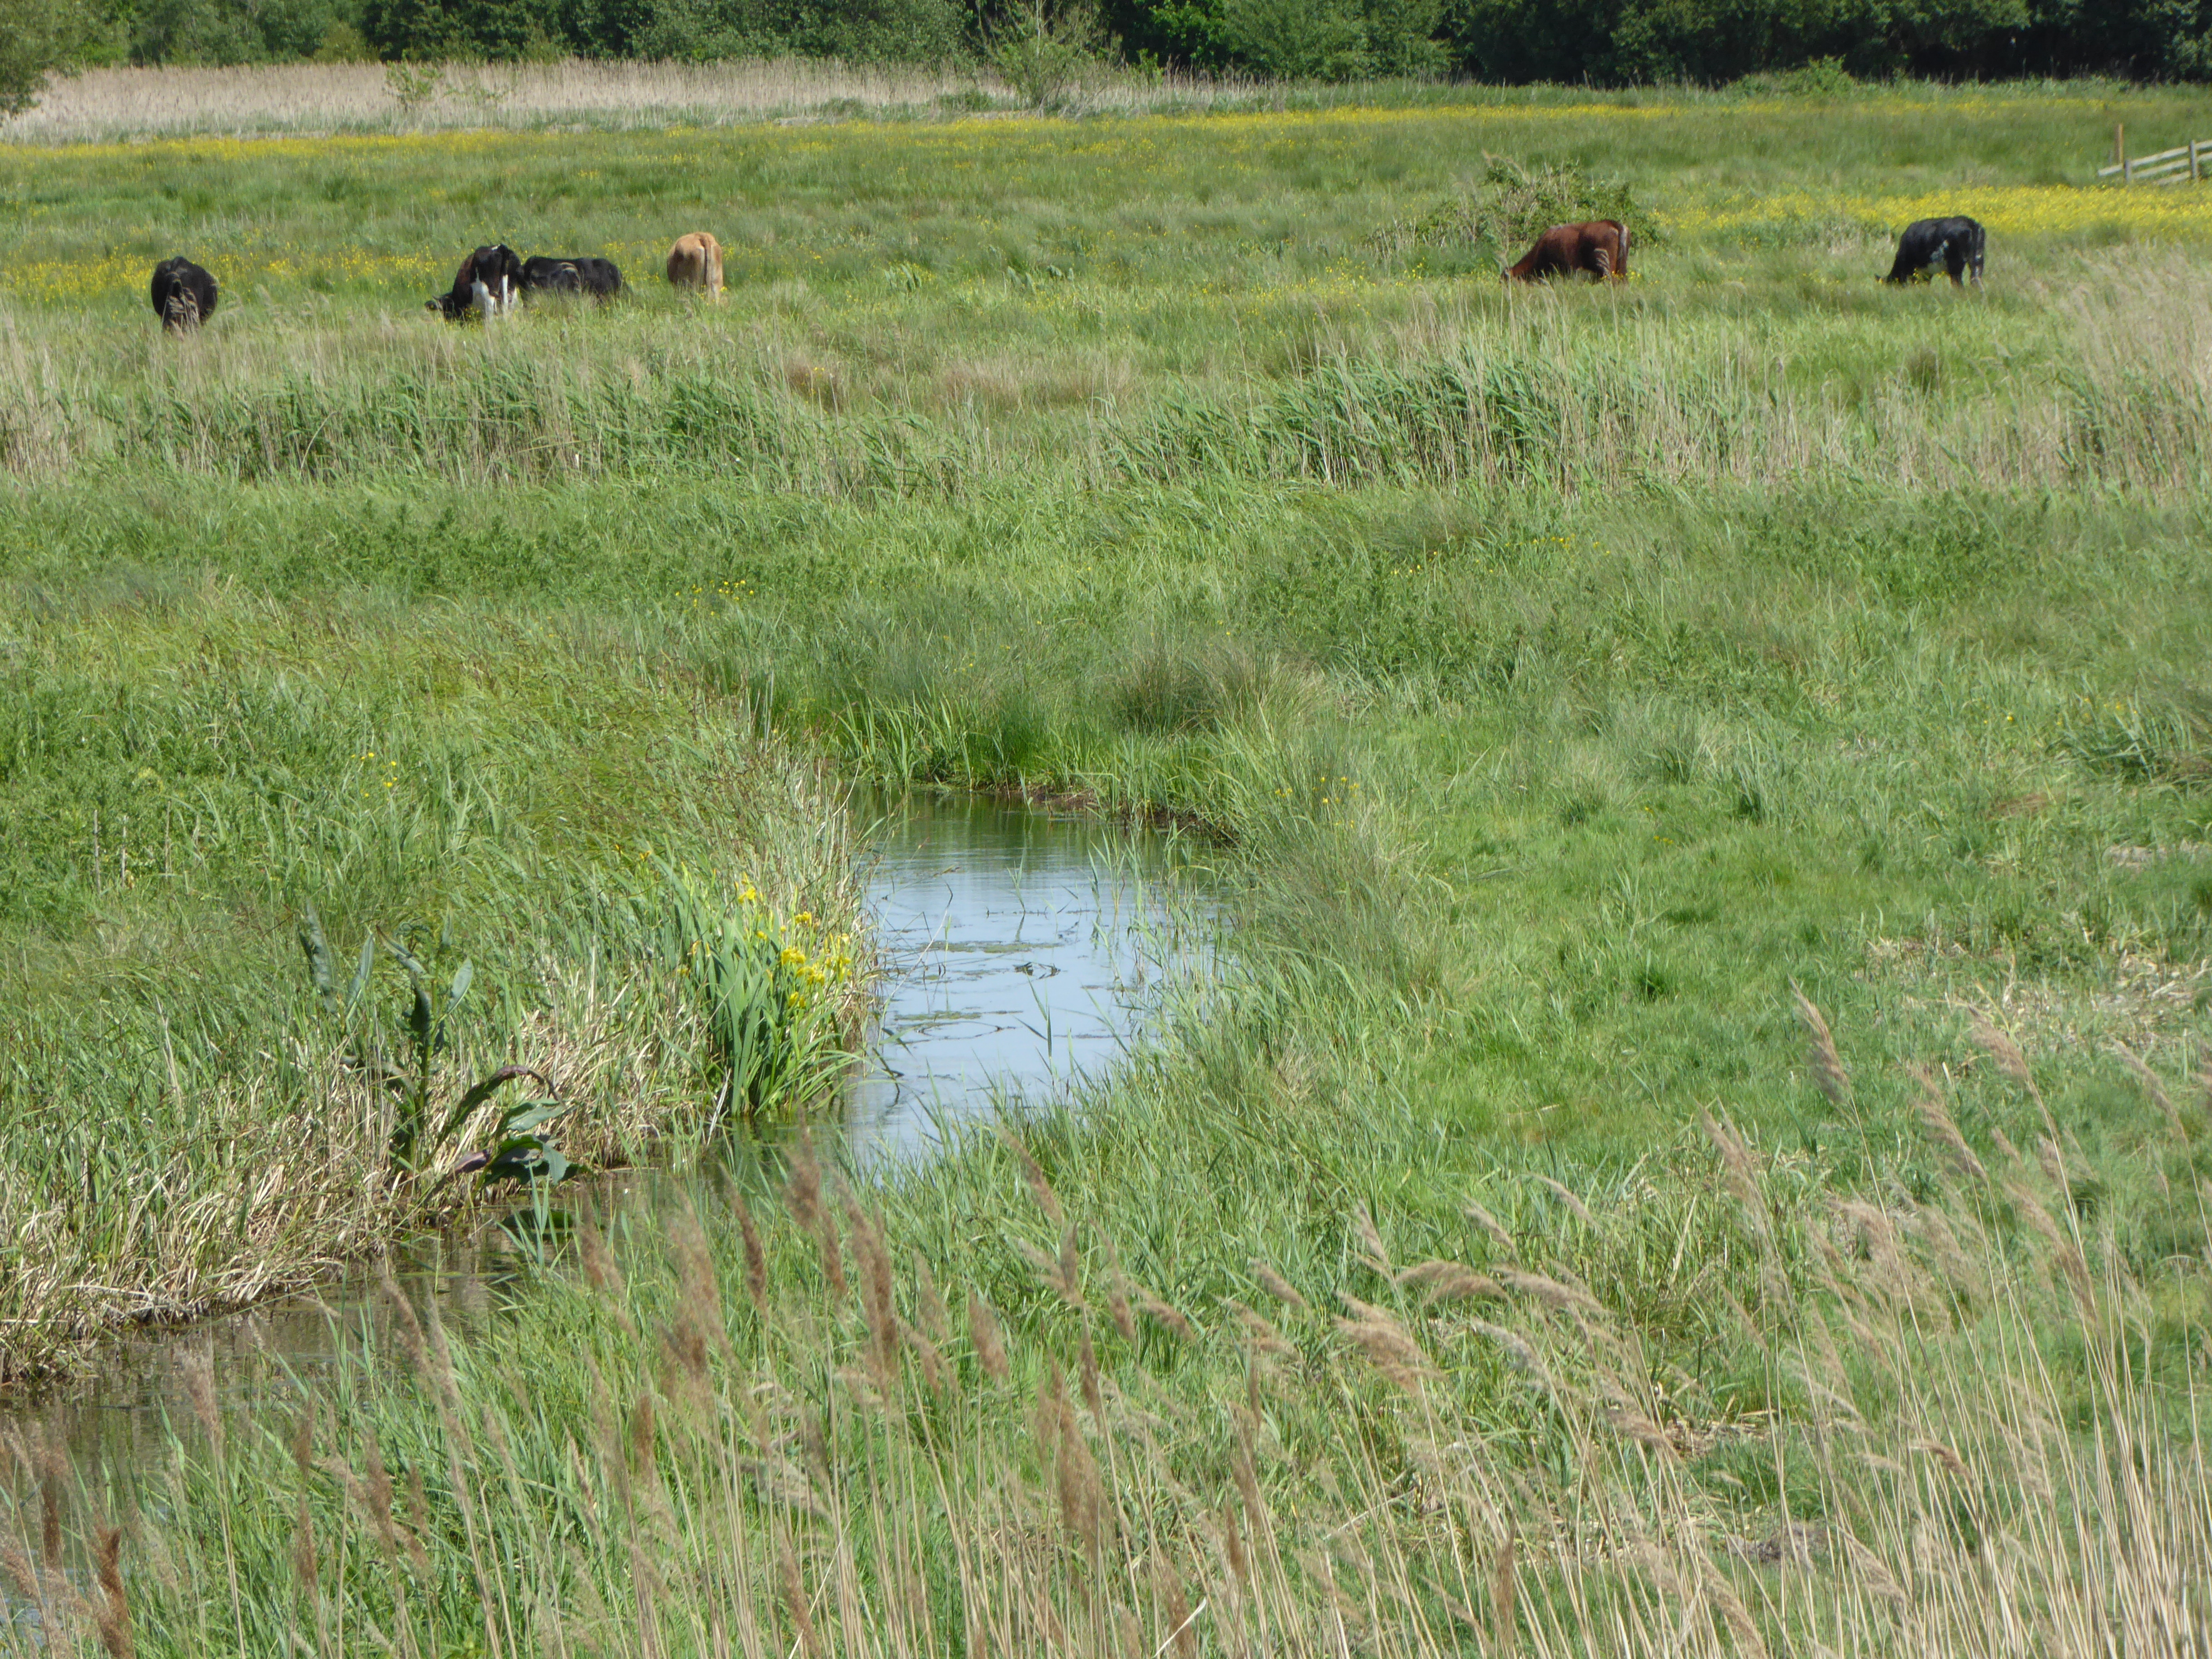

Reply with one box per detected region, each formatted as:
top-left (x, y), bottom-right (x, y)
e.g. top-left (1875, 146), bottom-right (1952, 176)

top-left (522, 255), bottom-right (623, 302)
top-left (428, 244), bottom-right (524, 321)
top-left (151, 257), bottom-right (219, 332)
top-left (1884, 217), bottom-right (1984, 287)
top-left (666, 232), bottom-right (724, 300)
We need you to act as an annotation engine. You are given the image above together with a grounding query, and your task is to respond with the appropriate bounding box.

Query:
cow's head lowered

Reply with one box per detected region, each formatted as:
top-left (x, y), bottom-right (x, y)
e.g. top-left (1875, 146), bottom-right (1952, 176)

top-left (428, 244), bottom-right (524, 321)
top-left (1502, 221), bottom-right (1630, 283)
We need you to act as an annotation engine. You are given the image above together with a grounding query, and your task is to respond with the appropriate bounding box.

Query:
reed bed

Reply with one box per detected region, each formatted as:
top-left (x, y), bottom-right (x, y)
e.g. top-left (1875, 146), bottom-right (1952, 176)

top-left (6, 1008), bottom-right (2205, 1657)
top-left (0, 58), bottom-right (1002, 144)
top-left (0, 58), bottom-right (1468, 145)
top-left (5, 267), bottom-right (2205, 495)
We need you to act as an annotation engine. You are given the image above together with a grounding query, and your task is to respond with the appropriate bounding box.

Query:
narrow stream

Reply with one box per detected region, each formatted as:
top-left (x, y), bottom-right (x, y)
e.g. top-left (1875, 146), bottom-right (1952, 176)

top-left (2, 792), bottom-right (1208, 1485)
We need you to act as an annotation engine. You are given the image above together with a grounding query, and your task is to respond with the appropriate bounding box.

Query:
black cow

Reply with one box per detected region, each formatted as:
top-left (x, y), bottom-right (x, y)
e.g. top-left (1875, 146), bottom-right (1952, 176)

top-left (522, 255), bottom-right (623, 302)
top-left (1884, 217), bottom-right (1985, 287)
top-left (427, 244), bottom-right (524, 321)
top-left (150, 257), bottom-right (218, 332)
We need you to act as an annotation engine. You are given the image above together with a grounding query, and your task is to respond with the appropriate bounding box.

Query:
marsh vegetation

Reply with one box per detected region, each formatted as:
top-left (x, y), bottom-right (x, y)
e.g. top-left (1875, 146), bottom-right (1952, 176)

top-left (5, 80), bottom-right (2212, 1655)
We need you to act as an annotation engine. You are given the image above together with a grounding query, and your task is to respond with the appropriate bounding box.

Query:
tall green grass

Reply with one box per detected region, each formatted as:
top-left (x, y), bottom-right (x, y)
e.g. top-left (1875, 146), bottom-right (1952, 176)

top-left (12, 1002), bottom-right (2208, 1657)
top-left (5, 86), bottom-right (2212, 1654)
top-left (0, 581), bottom-right (867, 1383)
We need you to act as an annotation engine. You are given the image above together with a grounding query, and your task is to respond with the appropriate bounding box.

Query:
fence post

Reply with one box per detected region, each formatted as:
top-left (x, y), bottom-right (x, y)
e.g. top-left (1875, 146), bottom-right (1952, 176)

top-left (2195, 138), bottom-right (2203, 183)
top-left (2117, 122), bottom-right (2128, 183)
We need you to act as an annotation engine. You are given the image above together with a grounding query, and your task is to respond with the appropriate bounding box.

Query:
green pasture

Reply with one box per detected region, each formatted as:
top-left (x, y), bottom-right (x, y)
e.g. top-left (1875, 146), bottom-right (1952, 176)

top-left (4, 81), bottom-right (2212, 1655)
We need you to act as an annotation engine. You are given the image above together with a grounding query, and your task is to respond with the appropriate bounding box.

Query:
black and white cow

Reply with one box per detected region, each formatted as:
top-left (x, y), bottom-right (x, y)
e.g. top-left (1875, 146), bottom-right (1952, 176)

top-left (150, 257), bottom-right (219, 332)
top-left (1884, 217), bottom-right (1985, 287)
top-left (522, 255), bottom-right (623, 302)
top-left (427, 244), bottom-right (524, 321)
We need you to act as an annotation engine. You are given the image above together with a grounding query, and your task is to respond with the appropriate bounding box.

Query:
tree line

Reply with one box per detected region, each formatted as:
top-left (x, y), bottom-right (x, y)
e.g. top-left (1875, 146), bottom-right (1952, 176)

top-left (2, 0), bottom-right (2208, 117)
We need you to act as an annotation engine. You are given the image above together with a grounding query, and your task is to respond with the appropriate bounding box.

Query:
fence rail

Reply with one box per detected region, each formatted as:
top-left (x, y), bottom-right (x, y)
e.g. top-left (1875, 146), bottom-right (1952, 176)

top-left (2098, 138), bottom-right (2211, 186)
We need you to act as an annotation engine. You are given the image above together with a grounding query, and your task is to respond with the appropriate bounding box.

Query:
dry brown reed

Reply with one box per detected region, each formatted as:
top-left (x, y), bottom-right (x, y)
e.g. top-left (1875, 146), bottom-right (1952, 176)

top-left (0, 58), bottom-right (1296, 145)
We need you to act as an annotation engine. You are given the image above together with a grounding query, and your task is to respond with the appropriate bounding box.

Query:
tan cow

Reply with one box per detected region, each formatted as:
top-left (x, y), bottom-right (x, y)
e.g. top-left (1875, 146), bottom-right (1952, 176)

top-left (666, 232), bottom-right (724, 300)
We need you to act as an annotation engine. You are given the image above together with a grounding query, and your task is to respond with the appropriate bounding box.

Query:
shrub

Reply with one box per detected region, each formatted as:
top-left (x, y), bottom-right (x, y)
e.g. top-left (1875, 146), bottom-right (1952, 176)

top-left (1370, 156), bottom-right (1663, 269)
top-left (988, 0), bottom-right (1109, 108)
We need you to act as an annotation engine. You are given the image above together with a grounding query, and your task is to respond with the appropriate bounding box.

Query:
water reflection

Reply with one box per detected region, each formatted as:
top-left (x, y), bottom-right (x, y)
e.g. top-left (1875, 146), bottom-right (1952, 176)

top-left (2, 791), bottom-right (1207, 1485)
top-left (843, 789), bottom-right (1204, 1161)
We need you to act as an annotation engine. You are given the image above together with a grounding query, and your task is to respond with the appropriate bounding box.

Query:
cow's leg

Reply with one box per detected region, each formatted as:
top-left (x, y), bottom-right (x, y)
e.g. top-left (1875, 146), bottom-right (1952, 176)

top-left (1944, 243), bottom-right (1967, 286)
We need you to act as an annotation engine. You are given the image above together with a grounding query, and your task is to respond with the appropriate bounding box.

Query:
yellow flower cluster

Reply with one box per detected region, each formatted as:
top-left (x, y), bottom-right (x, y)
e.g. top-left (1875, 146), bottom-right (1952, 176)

top-left (732, 879), bottom-right (855, 1012)
top-left (1662, 184), bottom-right (2212, 241)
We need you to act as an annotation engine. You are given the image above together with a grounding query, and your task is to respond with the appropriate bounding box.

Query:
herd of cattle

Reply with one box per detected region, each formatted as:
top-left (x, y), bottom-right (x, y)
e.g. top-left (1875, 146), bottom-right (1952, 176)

top-left (143, 215), bottom-right (1985, 331)
top-left (146, 228), bottom-right (727, 331)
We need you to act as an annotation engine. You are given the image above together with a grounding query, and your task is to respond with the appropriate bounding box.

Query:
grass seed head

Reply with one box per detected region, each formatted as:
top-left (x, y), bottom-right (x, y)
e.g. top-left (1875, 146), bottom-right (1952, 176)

top-left (290, 1494), bottom-right (318, 1603)
top-left (37, 1442), bottom-right (65, 1567)
top-left (999, 1127), bottom-right (1066, 1228)
top-left (968, 1291), bottom-right (1011, 1381)
top-left (1132, 1283), bottom-right (1196, 1342)
top-left (670, 1200), bottom-right (728, 1355)
top-left (1464, 1197), bottom-right (1518, 1257)
top-left (1792, 981), bottom-right (1851, 1106)
top-left (178, 1348), bottom-right (222, 1458)
top-left (778, 1541), bottom-right (824, 1659)
top-left (728, 1179), bottom-right (769, 1312)
top-left (1532, 1173), bottom-right (1595, 1227)
top-left (1970, 1012), bottom-right (2046, 1113)
top-left (1911, 1068), bottom-right (1988, 1181)
top-left (1353, 1203), bottom-right (1391, 1275)
top-left (0, 1536), bottom-right (37, 1604)
top-left (1078, 1324), bottom-right (1105, 1425)
top-left (914, 1251), bottom-right (951, 1346)
top-left (784, 1129), bottom-right (824, 1234)
top-left (1225, 1298), bottom-right (1298, 1360)
top-left (1396, 1259), bottom-right (1504, 1303)
top-left (1106, 1259), bottom-right (1138, 1343)
top-left (1250, 1257), bottom-right (1308, 1310)
top-left (92, 1525), bottom-right (131, 1659)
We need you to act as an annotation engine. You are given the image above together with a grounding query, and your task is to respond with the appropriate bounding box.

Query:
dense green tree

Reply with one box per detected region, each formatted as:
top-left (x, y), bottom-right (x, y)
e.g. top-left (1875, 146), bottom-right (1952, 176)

top-left (361, 0), bottom-right (559, 58)
top-left (0, 0), bottom-right (98, 112)
top-left (37, 0), bottom-right (2212, 83)
top-left (128, 0), bottom-right (362, 63)
top-left (634, 0), bottom-right (964, 61)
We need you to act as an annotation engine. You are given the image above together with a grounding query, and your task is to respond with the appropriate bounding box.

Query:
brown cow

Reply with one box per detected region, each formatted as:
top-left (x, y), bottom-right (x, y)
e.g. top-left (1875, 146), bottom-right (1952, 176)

top-left (666, 231), bottom-right (724, 300)
top-left (1503, 220), bottom-right (1630, 283)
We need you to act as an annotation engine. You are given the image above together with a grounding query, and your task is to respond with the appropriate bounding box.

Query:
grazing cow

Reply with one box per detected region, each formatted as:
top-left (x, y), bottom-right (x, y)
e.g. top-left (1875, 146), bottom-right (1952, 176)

top-left (428, 244), bottom-right (523, 321)
top-left (150, 257), bottom-right (219, 332)
top-left (1503, 220), bottom-right (1630, 283)
top-left (522, 255), bottom-right (623, 302)
top-left (666, 232), bottom-right (724, 300)
top-left (1884, 216), bottom-right (1985, 286)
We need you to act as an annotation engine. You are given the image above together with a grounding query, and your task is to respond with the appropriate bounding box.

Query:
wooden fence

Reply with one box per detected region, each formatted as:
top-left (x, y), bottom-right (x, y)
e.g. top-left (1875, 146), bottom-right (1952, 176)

top-left (2099, 126), bottom-right (2212, 186)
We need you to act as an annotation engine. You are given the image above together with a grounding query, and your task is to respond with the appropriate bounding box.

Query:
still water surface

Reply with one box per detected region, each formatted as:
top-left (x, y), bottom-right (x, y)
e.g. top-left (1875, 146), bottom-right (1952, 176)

top-left (4, 792), bottom-right (1205, 1481)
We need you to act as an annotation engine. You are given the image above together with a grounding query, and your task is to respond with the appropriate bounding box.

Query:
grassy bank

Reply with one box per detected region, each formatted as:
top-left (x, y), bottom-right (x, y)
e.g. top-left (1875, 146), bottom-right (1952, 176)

top-left (6, 86), bottom-right (2212, 1654)
top-left (0, 581), bottom-right (870, 1383)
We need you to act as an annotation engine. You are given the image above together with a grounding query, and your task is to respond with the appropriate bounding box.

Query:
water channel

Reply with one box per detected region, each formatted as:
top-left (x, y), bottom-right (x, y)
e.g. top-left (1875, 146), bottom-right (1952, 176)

top-left (2, 791), bottom-right (1209, 1485)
